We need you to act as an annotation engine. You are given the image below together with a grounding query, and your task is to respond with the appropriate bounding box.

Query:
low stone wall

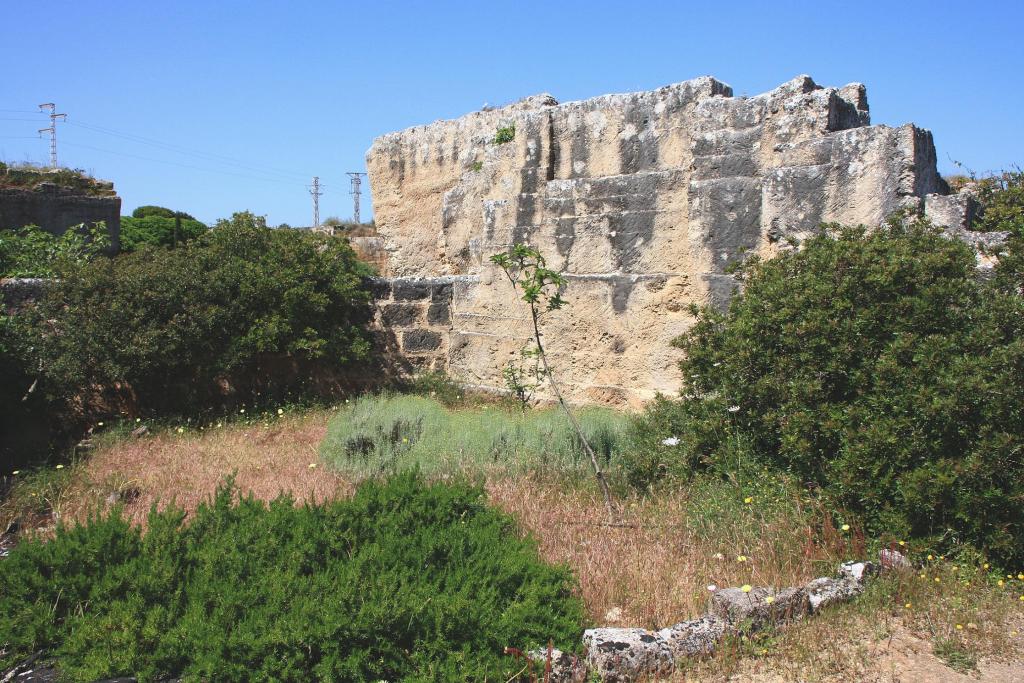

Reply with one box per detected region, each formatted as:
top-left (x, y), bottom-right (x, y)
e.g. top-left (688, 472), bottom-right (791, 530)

top-left (525, 550), bottom-right (910, 682)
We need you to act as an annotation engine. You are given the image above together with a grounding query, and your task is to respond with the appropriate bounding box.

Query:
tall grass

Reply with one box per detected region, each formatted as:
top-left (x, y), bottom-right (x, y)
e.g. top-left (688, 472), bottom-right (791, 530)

top-left (319, 394), bottom-right (629, 480)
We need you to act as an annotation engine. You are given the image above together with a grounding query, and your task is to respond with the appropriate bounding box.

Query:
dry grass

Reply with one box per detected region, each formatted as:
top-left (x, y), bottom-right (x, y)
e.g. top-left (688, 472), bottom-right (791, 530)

top-left (4, 410), bottom-right (1023, 681)
top-left (486, 476), bottom-right (847, 629)
top-left (57, 409), bottom-right (352, 528)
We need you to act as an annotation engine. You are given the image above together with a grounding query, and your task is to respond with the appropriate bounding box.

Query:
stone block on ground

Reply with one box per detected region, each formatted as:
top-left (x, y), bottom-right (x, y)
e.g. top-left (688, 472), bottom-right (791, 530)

top-left (839, 560), bottom-right (879, 585)
top-left (657, 614), bottom-right (729, 657)
top-left (582, 627), bottom-right (674, 682)
top-left (879, 548), bottom-right (912, 571)
top-left (804, 576), bottom-right (863, 613)
top-left (709, 586), bottom-right (810, 628)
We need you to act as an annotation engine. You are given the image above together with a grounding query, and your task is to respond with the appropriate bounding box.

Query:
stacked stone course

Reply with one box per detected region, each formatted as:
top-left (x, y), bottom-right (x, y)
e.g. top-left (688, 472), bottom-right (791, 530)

top-left (367, 75), bottom-right (981, 406)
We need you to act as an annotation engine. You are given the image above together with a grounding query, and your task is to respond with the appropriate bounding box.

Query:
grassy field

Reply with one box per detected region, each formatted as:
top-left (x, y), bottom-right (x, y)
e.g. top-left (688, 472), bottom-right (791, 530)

top-left (3, 399), bottom-right (1023, 681)
top-left (320, 393), bottom-right (629, 480)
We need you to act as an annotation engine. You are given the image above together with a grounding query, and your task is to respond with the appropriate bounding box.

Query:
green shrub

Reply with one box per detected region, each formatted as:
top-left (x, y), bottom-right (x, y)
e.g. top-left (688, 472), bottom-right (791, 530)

top-left (628, 216), bottom-right (1024, 564)
top-left (0, 223), bottom-right (110, 278)
top-left (120, 214), bottom-right (208, 251)
top-left (321, 394), bottom-right (628, 480)
top-left (493, 124), bottom-right (516, 145)
top-left (21, 211), bottom-right (373, 415)
top-left (0, 473), bottom-right (584, 681)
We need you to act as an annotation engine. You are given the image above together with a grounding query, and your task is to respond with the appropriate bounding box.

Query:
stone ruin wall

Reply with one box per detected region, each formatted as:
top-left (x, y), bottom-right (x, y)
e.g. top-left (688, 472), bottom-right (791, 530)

top-left (366, 75), bottom-right (969, 407)
top-left (0, 184), bottom-right (121, 252)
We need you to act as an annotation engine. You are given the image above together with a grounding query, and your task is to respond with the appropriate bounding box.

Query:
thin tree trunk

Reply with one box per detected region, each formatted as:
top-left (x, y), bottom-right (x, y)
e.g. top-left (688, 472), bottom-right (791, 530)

top-left (529, 305), bottom-right (616, 519)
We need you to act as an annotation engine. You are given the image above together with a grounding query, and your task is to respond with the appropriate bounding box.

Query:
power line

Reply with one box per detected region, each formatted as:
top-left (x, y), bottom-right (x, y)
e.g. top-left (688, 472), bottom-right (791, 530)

top-left (65, 120), bottom-right (309, 181)
top-left (61, 140), bottom-right (307, 186)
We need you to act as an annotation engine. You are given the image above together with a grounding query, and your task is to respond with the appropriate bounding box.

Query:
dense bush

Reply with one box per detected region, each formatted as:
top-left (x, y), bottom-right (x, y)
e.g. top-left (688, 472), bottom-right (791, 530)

top-left (629, 216), bottom-right (1024, 564)
top-left (0, 473), bottom-right (584, 681)
top-left (20, 211), bottom-right (373, 415)
top-left (0, 223), bottom-right (110, 278)
top-left (321, 394), bottom-right (628, 479)
top-left (120, 213), bottom-right (207, 251)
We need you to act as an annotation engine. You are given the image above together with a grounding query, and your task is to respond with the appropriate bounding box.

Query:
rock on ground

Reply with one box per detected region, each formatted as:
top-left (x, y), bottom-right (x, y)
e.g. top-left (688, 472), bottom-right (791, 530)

top-left (582, 627), bottom-right (675, 682)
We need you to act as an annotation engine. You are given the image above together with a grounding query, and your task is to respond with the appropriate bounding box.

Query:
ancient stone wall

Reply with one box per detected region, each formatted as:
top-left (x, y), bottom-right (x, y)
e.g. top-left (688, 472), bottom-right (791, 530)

top-left (368, 276), bottom-right (470, 375)
top-left (0, 185), bottom-right (121, 252)
top-left (366, 75), bottom-right (959, 407)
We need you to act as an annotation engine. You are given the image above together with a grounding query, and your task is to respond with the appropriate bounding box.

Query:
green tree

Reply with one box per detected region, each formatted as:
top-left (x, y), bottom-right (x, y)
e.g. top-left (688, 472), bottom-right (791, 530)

top-left (120, 211), bottom-right (207, 252)
top-left (490, 244), bottom-right (615, 516)
top-left (22, 211), bottom-right (374, 415)
top-left (0, 223), bottom-right (110, 278)
top-left (629, 215), bottom-right (1024, 563)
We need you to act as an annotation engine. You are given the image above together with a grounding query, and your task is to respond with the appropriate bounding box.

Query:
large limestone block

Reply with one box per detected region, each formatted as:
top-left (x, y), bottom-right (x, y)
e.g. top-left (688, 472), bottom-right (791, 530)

top-left (367, 74), bottom-right (951, 404)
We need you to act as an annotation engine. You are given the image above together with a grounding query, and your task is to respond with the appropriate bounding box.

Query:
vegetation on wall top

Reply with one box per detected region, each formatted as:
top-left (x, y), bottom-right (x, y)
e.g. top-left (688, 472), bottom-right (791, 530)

top-left (0, 162), bottom-right (116, 197)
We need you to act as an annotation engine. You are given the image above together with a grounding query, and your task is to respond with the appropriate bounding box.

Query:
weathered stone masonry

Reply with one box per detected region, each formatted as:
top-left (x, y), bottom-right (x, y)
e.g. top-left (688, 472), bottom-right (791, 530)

top-left (0, 184), bottom-right (121, 252)
top-left (366, 75), bottom-right (972, 407)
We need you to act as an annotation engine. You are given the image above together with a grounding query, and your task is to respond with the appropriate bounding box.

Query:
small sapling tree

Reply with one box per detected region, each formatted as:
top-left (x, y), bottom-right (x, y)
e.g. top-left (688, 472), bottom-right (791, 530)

top-left (490, 244), bottom-right (615, 516)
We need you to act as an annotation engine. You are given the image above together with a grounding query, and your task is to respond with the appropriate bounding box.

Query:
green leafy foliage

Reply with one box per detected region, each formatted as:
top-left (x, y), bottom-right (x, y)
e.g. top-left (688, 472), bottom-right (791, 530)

top-left (493, 124), bottom-right (516, 145)
top-left (973, 169), bottom-right (1024, 235)
top-left (489, 244), bottom-right (567, 312)
top-left (131, 205), bottom-right (197, 220)
top-left (120, 213), bottom-right (207, 251)
top-left (628, 216), bottom-right (1024, 564)
top-left (20, 211), bottom-right (373, 415)
top-left (978, 170), bottom-right (1024, 294)
top-left (0, 473), bottom-right (584, 681)
top-left (0, 223), bottom-right (110, 278)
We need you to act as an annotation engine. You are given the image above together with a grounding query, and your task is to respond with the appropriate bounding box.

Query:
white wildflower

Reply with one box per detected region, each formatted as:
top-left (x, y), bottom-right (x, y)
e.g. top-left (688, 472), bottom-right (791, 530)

top-left (661, 436), bottom-right (681, 446)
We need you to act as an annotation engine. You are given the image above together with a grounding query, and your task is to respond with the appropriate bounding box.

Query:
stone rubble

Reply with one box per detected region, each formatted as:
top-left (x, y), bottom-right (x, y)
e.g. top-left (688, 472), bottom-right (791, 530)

top-left (539, 552), bottom-right (887, 682)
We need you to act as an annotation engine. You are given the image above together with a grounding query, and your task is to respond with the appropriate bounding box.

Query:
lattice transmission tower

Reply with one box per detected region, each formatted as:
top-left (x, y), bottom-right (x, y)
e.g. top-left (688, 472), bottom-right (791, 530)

top-left (308, 176), bottom-right (324, 231)
top-left (38, 103), bottom-right (67, 168)
top-left (347, 172), bottom-right (366, 224)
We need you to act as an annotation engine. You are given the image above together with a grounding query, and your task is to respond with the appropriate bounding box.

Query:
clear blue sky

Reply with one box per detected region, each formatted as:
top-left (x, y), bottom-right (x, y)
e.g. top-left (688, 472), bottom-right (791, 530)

top-left (3, 1), bottom-right (1022, 227)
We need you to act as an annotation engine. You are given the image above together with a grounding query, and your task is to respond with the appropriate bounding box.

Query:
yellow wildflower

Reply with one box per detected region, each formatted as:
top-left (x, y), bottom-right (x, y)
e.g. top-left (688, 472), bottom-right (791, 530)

top-left (841, 524), bottom-right (850, 531)
top-left (744, 496), bottom-right (753, 504)
top-left (764, 596), bottom-right (775, 605)
top-left (308, 463), bottom-right (317, 469)
top-left (741, 585), bottom-right (752, 593)
top-left (55, 464), bottom-right (64, 469)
